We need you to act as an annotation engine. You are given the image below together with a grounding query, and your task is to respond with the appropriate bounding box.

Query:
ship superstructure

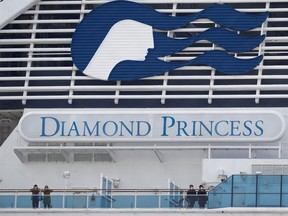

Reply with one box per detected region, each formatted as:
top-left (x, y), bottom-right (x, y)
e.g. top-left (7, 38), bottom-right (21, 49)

top-left (0, 0), bottom-right (288, 215)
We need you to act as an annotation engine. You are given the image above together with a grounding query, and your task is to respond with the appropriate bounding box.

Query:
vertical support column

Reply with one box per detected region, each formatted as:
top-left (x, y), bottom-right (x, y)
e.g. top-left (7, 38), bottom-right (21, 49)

top-left (207, 22), bottom-right (219, 104)
top-left (22, 4), bottom-right (40, 105)
top-left (161, 3), bottom-right (177, 104)
top-left (255, 2), bottom-right (270, 104)
top-left (278, 141), bottom-right (282, 159)
top-left (207, 68), bottom-right (215, 104)
top-left (248, 144), bottom-right (252, 159)
top-left (114, 81), bottom-right (121, 104)
top-left (68, 1), bottom-right (86, 104)
top-left (100, 173), bottom-right (103, 196)
top-left (208, 144), bottom-right (211, 159)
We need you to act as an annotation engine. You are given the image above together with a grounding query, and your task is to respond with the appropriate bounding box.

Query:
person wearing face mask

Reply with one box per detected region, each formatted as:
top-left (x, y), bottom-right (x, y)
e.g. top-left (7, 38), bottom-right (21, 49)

top-left (186, 184), bottom-right (197, 208)
top-left (197, 185), bottom-right (208, 208)
top-left (42, 185), bottom-right (53, 208)
top-left (30, 184), bottom-right (40, 208)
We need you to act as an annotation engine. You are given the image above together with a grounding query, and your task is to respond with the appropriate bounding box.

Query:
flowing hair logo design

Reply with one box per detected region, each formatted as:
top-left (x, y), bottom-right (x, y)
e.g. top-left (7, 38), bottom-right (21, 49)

top-left (71, 1), bottom-right (268, 81)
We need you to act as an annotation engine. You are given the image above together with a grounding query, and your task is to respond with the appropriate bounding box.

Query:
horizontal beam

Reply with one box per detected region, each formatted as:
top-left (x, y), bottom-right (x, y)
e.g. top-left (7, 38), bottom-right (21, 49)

top-left (14, 145), bottom-right (280, 151)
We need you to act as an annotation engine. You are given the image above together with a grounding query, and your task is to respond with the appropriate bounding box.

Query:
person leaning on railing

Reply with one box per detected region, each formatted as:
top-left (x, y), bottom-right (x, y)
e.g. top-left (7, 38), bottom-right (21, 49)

top-left (30, 184), bottom-right (40, 208)
top-left (186, 185), bottom-right (197, 208)
top-left (41, 185), bottom-right (53, 208)
top-left (197, 185), bottom-right (208, 208)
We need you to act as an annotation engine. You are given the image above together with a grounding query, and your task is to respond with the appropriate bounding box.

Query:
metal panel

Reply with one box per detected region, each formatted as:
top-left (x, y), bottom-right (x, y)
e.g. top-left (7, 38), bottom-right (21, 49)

top-left (0, 0), bottom-right (40, 29)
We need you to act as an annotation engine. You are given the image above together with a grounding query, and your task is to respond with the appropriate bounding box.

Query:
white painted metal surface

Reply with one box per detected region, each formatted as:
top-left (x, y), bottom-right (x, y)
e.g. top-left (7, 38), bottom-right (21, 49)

top-left (0, 0), bottom-right (40, 29)
top-left (0, 0), bottom-right (287, 104)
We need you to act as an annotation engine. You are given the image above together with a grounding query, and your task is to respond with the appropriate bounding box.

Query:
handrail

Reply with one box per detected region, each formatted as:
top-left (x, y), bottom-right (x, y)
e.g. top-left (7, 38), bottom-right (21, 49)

top-left (0, 188), bottom-right (208, 193)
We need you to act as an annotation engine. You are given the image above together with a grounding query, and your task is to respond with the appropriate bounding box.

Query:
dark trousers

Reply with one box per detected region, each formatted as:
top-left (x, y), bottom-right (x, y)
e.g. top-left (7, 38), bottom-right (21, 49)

top-left (189, 200), bottom-right (196, 208)
top-left (44, 203), bottom-right (50, 208)
top-left (32, 196), bottom-right (39, 208)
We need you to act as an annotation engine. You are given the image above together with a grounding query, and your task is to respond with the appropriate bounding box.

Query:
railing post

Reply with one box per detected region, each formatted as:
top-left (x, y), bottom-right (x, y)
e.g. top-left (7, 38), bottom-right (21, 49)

top-left (86, 192), bottom-right (89, 209)
top-left (110, 194), bottom-right (113, 208)
top-left (134, 191), bottom-right (137, 208)
top-left (231, 175), bottom-right (234, 207)
top-left (280, 175), bottom-right (283, 207)
top-left (62, 192), bottom-right (65, 209)
top-left (255, 175), bottom-right (259, 207)
top-left (14, 191), bottom-right (17, 208)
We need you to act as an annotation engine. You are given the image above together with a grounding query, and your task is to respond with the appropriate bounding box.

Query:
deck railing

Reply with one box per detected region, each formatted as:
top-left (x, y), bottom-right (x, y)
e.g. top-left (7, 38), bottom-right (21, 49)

top-left (0, 189), bottom-right (208, 209)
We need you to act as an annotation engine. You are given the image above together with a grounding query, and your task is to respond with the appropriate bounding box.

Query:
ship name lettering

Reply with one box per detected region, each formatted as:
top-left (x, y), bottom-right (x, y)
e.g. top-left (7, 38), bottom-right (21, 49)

top-left (161, 116), bottom-right (264, 137)
top-left (40, 116), bottom-right (151, 137)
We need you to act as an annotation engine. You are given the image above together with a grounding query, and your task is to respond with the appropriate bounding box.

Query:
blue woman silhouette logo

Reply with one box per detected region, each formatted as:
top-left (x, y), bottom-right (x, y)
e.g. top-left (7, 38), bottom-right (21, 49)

top-left (71, 1), bottom-right (268, 81)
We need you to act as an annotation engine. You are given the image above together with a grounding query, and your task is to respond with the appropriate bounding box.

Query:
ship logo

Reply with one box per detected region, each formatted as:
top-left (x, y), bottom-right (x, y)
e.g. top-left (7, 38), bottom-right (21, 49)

top-left (71, 1), bottom-right (268, 81)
